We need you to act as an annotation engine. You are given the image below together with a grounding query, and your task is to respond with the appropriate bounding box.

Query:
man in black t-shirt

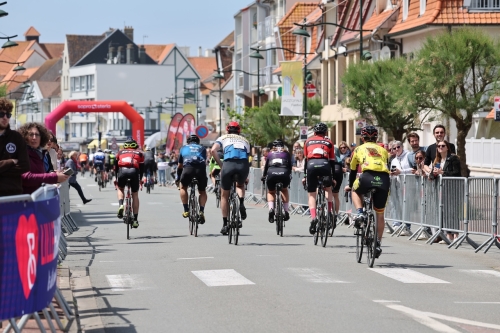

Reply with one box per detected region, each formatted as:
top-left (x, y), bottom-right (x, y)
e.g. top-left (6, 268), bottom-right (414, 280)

top-left (423, 125), bottom-right (456, 174)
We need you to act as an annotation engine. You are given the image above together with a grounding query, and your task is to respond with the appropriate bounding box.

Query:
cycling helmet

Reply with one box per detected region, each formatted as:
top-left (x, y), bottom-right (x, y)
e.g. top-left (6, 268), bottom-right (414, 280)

top-left (97, 148), bottom-right (103, 152)
top-left (123, 139), bottom-right (138, 149)
top-left (226, 121), bottom-right (241, 134)
top-left (145, 146), bottom-right (151, 151)
top-left (360, 125), bottom-right (378, 141)
top-left (187, 134), bottom-right (200, 144)
top-left (272, 139), bottom-right (284, 148)
top-left (313, 122), bottom-right (328, 134)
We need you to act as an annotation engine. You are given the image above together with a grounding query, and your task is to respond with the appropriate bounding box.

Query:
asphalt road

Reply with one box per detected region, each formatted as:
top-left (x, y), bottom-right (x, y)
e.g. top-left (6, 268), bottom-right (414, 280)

top-left (64, 174), bottom-right (500, 333)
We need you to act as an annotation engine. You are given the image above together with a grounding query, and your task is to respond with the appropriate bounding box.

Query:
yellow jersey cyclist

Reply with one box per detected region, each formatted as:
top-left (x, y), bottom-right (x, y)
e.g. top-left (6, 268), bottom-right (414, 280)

top-left (209, 150), bottom-right (224, 191)
top-left (211, 121), bottom-right (250, 235)
top-left (344, 126), bottom-right (390, 259)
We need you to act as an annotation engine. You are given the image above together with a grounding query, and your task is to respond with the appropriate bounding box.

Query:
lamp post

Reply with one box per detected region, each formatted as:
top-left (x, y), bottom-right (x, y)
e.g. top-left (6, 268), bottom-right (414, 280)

top-left (249, 49), bottom-right (264, 108)
top-left (213, 71), bottom-right (224, 137)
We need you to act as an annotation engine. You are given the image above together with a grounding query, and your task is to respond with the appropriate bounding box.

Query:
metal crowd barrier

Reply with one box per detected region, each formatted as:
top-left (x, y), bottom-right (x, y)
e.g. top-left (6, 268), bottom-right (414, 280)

top-left (1, 184), bottom-right (74, 332)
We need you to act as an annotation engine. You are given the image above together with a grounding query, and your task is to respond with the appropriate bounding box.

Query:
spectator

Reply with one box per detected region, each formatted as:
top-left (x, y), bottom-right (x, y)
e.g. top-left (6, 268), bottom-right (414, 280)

top-left (46, 132), bottom-right (58, 171)
top-left (19, 122), bottom-right (70, 194)
top-left (338, 141), bottom-right (351, 170)
top-left (433, 140), bottom-right (461, 243)
top-left (387, 141), bottom-right (396, 169)
top-left (390, 141), bottom-right (412, 175)
top-left (424, 125), bottom-right (456, 174)
top-left (407, 133), bottom-right (427, 169)
top-left (56, 148), bottom-right (66, 171)
top-left (260, 147), bottom-right (270, 171)
top-left (293, 150), bottom-right (305, 172)
top-left (157, 152), bottom-right (167, 186)
top-left (412, 150), bottom-right (427, 177)
top-left (65, 151), bottom-right (92, 204)
top-left (168, 151), bottom-right (179, 184)
top-left (0, 98), bottom-right (30, 197)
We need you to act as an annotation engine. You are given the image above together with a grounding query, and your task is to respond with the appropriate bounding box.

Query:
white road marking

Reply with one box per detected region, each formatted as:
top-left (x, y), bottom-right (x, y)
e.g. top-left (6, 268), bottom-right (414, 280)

top-left (106, 274), bottom-right (153, 291)
top-left (369, 268), bottom-right (450, 284)
top-left (257, 255), bottom-right (280, 257)
top-left (454, 302), bottom-right (500, 304)
top-left (383, 303), bottom-right (500, 331)
top-left (177, 257), bottom-right (214, 260)
top-left (288, 268), bottom-right (349, 283)
top-left (110, 203), bottom-right (119, 206)
top-left (373, 300), bottom-right (401, 303)
top-left (192, 269), bottom-right (255, 287)
top-left (460, 270), bottom-right (500, 278)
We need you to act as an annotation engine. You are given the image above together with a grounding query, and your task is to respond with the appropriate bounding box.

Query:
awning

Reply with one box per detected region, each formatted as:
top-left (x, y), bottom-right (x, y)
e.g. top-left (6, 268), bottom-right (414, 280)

top-left (87, 139), bottom-right (107, 150)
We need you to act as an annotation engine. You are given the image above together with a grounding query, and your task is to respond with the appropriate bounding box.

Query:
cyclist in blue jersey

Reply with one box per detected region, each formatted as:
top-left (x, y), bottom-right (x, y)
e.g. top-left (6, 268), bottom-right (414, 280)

top-left (177, 134), bottom-right (208, 224)
top-left (211, 121), bottom-right (250, 235)
top-left (93, 149), bottom-right (106, 185)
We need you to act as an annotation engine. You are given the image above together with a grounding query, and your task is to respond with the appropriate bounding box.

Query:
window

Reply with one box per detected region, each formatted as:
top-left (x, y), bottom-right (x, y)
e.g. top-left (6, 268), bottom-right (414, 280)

top-left (89, 75), bottom-right (95, 90)
top-left (205, 95), bottom-right (209, 107)
top-left (403, 0), bottom-right (409, 20)
top-left (420, 0), bottom-right (426, 15)
top-left (80, 75), bottom-right (86, 91)
top-left (470, 0), bottom-right (500, 9)
top-left (184, 79), bottom-right (196, 104)
top-left (74, 77), bottom-right (80, 91)
top-left (70, 77), bottom-right (75, 92)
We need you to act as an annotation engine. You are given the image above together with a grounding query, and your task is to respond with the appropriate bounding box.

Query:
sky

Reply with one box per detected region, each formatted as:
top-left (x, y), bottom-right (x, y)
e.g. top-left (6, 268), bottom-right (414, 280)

top-left (1, 0), bottom-right (250, 55)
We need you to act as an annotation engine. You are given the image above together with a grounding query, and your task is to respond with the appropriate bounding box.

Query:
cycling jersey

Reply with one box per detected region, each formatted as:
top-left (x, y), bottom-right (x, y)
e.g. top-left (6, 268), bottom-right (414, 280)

top-left (104, 153), bottom-right (110, 165)
top-left (349, 142), bottom-right (390, 174)
top-left (215, 134), bottom-right (250, 160)
top-left (263, 149), bottom-right (292, 175)
top-left (209, 155), bottom-right (223, 172)
top-left (93, 152), bottom-right (105, 165)
top-left (109, 154), bottom-right (116, 165)
top-left (179, 143), bottom-right (207, 167)
top-left (116, 149), bottom-right (145, 170)
top-left (304, 135), bottom-right (335, 160)
top-left (144, 150), bottom-right (155, 162)
top-left (79, 153), bottom-right (88, 162)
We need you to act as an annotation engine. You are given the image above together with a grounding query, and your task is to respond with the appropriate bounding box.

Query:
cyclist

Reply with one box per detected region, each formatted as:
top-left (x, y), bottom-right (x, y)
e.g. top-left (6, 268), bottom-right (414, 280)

top-left (109, 150), bottom-right (116, 180)
top-left (144, 146), bottom-right (157, 185)
top-left (344, 126), bottom-right (390, 258)
top-left (211, 121), bottom-right (250, 235)
top-left (115, 139), bottom-right (145, 228)
top-left (209, 149), bottom-right (224, 191)
top-left (177, 134), bottom-right (208, 223)
top-left (103, 149), bottom-right (111, 182)
top-left (302, 122), bottom-right (336, 235)
top-left (331, 142), bottom-right (344, 227)
top-left (261, 139), bottom-right (292, 223)
top-left (93, 149), bottom-right (106, 185)
top-left (79, 152), bottom-right (88, 174)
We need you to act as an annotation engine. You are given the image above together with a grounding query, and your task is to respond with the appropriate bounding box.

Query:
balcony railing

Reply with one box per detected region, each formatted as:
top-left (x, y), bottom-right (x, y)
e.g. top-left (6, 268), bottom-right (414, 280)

top-left (251, 28), bottom-right (258, 44)
top-left (237, 73), bottom-right (244, 91)
top-left (470, 0), bottom-right (500, 10)
top-left (257, 22), bottom-right (264, 41)
top-left (236, 34), bottom-right (243, 52)
top-left (264, 16), bottom-right (278, 38)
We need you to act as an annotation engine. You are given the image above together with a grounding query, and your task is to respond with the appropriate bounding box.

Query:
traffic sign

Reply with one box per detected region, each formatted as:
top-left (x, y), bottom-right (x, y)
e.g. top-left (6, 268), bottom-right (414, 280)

top-left (495, 96), bottom-right (500, 122)
top-left (111, 142), bottom-right (118, 151)
top-left (195, 125), bottom-right (209, 139)
top-left (111, 136), bottom-right (117, 144)
top-left (300, 126), bottom-right (308, 140)
top-left (306, 83), bottom-right (316, 98)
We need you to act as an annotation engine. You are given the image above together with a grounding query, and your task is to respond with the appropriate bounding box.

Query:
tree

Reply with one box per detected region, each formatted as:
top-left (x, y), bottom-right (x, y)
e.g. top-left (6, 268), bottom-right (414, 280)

top-left (227, 98), bottom-right (323, 147)
top-left (342, 57), bottom-right (428, 141)
top-left (0, 84), bottom-right (7, 98)
top-left (415, 27), bottom-right (500, 176)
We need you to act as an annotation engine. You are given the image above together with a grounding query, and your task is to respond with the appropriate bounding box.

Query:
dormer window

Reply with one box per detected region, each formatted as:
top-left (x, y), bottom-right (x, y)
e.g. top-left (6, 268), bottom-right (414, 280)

top-left (403, 0), bottom-right (410, 20)
top-left (420, 0), bottom-right (426, 15)
top-left (467, 0), bottom-right (500, 10)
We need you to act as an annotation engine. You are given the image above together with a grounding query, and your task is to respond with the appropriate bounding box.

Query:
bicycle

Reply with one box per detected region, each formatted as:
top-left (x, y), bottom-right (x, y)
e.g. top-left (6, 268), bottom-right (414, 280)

top-left (123, 179), bottom-right (133, 240)
top-left (145, 170), bottom-right (152, 194)
top-left (214, 174), bottom-right (221, 208)
top-left (188, 178), bottom-right (200, 237)
top-left (97, 169), bottom-right (103, 191)
top-left (313, 177), bottom-right (331, 247)
top-left (274, 182), bottom-right (285, 237)
top-left (354, 189), bottom-right (378, 268)
top-left (227, 177), bottom-right (241, 245)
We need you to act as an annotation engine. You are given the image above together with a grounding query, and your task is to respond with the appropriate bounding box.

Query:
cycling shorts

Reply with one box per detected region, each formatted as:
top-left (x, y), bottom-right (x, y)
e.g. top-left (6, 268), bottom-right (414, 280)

top-left (117, 167), bottom-right (140, 193)
top-left (104, 163), bottom-right (111, 172)
top-left (306, 159), bottom-right (332, 193)
top-left (80, 161), bottom-right (87, 167)
top-left (144, 159), bottom-right (157, 174)
top-left (220, 159), bottom-right (249, 191)
top-left (211, 168), bottom-right (221, 177)
top-left (95, 163), bottom-right (104, 172)
top-left (352, 170), bottom-right (390, 213)
top-left (180, 166), bottom-right (208, 191)
top-left (333, 163), bottom-right (344, 193)
top-left (88, 161), bottom-right (93, 167)
top-left (266, 168), bottom-right (291, 191)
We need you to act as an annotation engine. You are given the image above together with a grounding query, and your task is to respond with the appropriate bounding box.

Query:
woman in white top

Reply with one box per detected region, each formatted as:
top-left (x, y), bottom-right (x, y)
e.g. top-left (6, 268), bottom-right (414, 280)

top-left (390, 140), bottom-right (412, 175)
top-left (293, 150), bottom-right (305, 172)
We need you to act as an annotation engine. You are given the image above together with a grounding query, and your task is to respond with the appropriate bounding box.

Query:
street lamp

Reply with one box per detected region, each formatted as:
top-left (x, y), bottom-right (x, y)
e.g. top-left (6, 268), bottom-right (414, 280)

top-left (249, 49), bottom-right (264, 108)
top-left (212, 71), bottom-right (224, 136)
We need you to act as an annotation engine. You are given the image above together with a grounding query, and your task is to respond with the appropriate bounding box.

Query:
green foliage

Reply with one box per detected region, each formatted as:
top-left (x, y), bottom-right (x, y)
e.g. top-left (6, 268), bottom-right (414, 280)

top-left (342, 57), bottom-right (425, 141)
top-left (0, 84), bottom-right (7, 98)
top-left (227, 98), bottom-right (323, 147)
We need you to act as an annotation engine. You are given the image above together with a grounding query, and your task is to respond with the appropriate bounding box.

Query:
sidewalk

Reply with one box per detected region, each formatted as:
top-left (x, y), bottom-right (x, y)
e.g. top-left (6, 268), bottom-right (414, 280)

top-left (0, 266), bottom-right (78, 333)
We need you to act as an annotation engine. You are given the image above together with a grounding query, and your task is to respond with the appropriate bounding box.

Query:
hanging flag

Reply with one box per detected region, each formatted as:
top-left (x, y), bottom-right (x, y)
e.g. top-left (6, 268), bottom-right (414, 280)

top-left (280, 61), bottom-right (303, 117)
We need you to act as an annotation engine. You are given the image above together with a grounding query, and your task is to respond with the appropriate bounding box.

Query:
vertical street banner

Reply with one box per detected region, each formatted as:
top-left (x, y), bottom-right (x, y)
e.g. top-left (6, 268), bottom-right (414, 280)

top-left (56, 119), bottom-right (65, 142)
top-left (166, 113), bottom-right (184, 154)
top-left (160, 113), bottom-right (171, 146)
top-left (175, 113), bottom-right (195, 151)
top-left (280, 61), bottom-right (303, 117)
top-left (183, 104), bottom-right (196, 117)
top-left (0, 194), bottom-right (61, 320)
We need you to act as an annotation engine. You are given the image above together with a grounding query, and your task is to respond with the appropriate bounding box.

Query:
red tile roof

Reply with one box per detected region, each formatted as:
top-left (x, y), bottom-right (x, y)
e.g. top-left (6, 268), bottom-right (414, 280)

top-left (340, 0), bottom-right (374, 43)
top-left (188, 56), bottom-right (217, 82)
top-left (363, 7), bottom-right (398, 31)
top-left (434, 0), bottom-right (500, 24)
top-left (486, 108), bottom-right (495, 119)
top-left (144, 44), bottom-right (175, 64)
top-left (157, 44), bottom-right (175, 64)
top-left (389, 0), bottom-right (442, 35)
top-left (331, 1), bottom-right (349, 46)
top-left (24, 26), bottom-right (41, 37)
top-left (39, 43), bottom-right (64, 59)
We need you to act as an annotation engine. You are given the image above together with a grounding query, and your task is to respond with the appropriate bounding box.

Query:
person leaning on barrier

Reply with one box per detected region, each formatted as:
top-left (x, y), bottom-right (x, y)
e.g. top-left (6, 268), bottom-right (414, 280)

top-left (389, 141), bottom-right (412, 235)
top-left (65, 151), bottom-right (92, 204)
top-left (0, 98), bottom-right (30, 197)
top-left (261, 139), bottom-right (292, 223)
top-left (424, 125), bottom-right (456, 175)
top-left (412, 150), bottom-right (427, 177)
top-left (344, 126), bottom-right (390, 259)
top-left (19, 122), bottom-right (70, 194)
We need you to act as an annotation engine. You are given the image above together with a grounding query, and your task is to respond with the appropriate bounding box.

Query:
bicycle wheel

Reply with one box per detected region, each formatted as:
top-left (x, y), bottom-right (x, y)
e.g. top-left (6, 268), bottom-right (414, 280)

top-left (189, 190), bottom-right (195, 235)
top-left (277, 191), bottom-right (284, 237)
top-left (215, 182), bottom-right (221, 208)
top-left (321, 206), bottom-right (329, 247)
top-left (233, 194), bottom-right (240, 245)
top-left (367, 213), bottom-right (377, 268)
top-left (228, 195), bottom-right (234, 244)
top-left (192, 191), bottom-right (199, 237)
top-left (126, 201), bottom-right (131, 240)
top-left (356, 225), bottom-right (364, 263)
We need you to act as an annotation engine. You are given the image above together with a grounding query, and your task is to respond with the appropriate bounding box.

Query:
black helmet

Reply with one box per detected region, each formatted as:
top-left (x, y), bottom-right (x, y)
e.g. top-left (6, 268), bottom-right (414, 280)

top-left (361, 125), bottom-right (378, 141)
top-left (123, 139), bottom-right (138, 149)
top-left (272, 139), bottom-right (284, 148)
top-left (187, 134), bottom-right (200, 144)
top-left (313, 122), bottom-right (328, 134)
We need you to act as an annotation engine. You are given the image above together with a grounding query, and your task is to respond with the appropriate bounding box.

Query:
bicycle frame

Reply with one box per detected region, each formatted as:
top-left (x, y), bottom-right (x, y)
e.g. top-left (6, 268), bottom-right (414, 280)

top-left (188, 179), bottom-right (199, 236)
top-left (125, 180), bottom-right (133, 240)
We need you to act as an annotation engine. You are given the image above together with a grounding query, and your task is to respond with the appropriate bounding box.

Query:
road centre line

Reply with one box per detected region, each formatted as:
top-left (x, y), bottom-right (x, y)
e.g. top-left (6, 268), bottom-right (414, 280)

top-left (106, 274), bottom-right (154, 291)
top-left (369, 268), bottom-right (450, 284)
top-left (177, 257), bottom-right (214, 260)
top-left (373, 300), bottom-right (401, 303)
top-left (192, 269), bottom-right (255, 287)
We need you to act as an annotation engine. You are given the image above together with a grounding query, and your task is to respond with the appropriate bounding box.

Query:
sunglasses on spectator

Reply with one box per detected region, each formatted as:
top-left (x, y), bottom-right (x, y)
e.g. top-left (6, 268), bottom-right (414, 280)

top-left (415, 157), bottom-right (424, 160)
top-left (340, 146), bottom-right (347, 149)
top-left (391, 146), bottom-right (401, 150)
top-left (28, 132), bottom-right (41, 138)
top-left (0, 111), bottom-right (12, 118)
top-left (437, 144), bottom-right (447, 148)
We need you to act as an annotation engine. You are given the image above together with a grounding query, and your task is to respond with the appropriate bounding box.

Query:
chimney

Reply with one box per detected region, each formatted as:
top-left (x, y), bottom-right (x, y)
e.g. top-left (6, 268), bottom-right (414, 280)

top-left (117, 46), bottom-right (124, 64)
top-left (205, 49), bottom-right (213, 57)
top-left (126, 44), bottom-right (135, 64)
top-left (124, 26), bottom-right (134, 41)
top-left (198, 46), bottom-right (202, 57)
top-left (139, 45), bottom-right (146, 64)
top-left (108, 45), bottom-right (115, 64)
